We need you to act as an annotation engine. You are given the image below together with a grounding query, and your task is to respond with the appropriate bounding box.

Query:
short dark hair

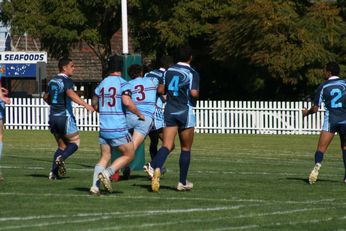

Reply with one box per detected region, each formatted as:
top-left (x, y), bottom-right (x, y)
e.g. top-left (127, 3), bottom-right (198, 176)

top-left (128, 64), bottom-right (143, 79)
top-left (108, 55), bottom-right (123, 73)
top-left (325, 62), bottom-right (340, 76)
top-left (158, 55), bottom-right (173, 69)
top-left (174, 44), bottom-right (192, 62)
top-left (58, 58), bottom-right (72, 72)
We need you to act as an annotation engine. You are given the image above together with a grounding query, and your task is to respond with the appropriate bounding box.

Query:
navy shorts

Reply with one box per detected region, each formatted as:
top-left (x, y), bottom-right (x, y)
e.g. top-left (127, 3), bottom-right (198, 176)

top-left (49, 115), bottom-right (78, 135)
top-left (164, 108), bottom-right (195, 129)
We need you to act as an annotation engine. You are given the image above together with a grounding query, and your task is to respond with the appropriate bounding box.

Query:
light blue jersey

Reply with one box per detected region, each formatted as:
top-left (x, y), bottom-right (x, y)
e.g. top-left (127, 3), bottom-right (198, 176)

top-left (95, 75), bottom-right (130, 139)
top-left (127, 77), bottom-right (159, 118)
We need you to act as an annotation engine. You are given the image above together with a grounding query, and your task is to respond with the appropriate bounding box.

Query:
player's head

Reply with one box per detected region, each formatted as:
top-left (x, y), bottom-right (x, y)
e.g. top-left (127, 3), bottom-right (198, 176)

top-left (58, 58), bottom-right (74, 76)
top-left (107, 55), bottom-right (123, 73)
top-left (158, 55), bottom-right (173, 69)
top-left (325, 62), bottom-right (340, 78)
top-left (174, 44), bottom-right (192, 63)
top-left (128, 64), bottom-right (143, 79)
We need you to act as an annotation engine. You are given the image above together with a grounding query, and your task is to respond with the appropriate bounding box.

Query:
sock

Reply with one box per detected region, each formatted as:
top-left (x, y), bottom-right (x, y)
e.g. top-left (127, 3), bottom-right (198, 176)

top-left (149, 143), bottom-right (158, 160)
top-left (152, 147), bottom-right (170, 169)
top-left (179, 151), bottom-right (191, 185)
top-left (61, 143), bottom-right (78, 161)
top-left (105, 166), bottom-right (116, 178)
top-left (0, 142), bottom-right (3, 161)
top-left (343, 150), bottom-right (346, 180)
top-left (51, 148), bottom-right (63, 174)
top-left (92, 164), bottom-right (105, 188)
top-left (314, 151), bottom-right (324, 164)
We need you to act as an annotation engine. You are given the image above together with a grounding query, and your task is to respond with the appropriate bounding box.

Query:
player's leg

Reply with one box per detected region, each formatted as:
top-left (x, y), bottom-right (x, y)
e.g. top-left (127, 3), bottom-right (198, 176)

top-left (338, 131), bottom-right (346, 183)
top-left (176, 127), bottom-right (195, 191)
top-left (90, 141), bottom-right (112, 195)
top-left (148, 129), bottom-right (159, 160)
top-left (151, 126), bottom-right (177, 192)
top-left (0, 120), bottom-right (4, 180)
top-left (309, 131), bottom-right (334, 184)
top-left (49, 133), bottom-right (66, 179)
top-left (98, 135), bottom-right (135, 192)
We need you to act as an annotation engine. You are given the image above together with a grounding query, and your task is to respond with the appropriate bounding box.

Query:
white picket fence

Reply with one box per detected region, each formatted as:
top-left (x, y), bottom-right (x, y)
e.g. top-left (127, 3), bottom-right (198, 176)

top-left (4, 98), bottom-right (324, 135)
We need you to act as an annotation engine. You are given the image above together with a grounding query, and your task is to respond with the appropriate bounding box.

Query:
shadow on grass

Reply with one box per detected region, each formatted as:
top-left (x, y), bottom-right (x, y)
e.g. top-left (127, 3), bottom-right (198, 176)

top-left (27, 174), bottom-right (72, 180)
top-left (72, 187), bottom-right (124, 195)
top-left (286, 177), bottom-right (339, 184)
top-left (132, 183), bottom-right (177, 192)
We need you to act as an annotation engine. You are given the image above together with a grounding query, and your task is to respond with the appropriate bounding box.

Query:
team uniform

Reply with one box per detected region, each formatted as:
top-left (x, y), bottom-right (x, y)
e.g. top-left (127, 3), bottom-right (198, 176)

top-left (47, 74), bottom-right (78, 135)
top-left (126, 76), bottom-right (160, 136)
top-left (313, 76), bottom-right (346, 134)
top-left (95, 75), bottom-right (132, 147)
top-left (144, 69), bottom-right (165, 131)
top-left (164, 62), bottom-right (200, 128)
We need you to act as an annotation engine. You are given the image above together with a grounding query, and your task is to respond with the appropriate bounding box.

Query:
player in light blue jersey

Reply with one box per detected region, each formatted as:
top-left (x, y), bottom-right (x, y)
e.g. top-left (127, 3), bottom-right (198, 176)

top-left (0, 81), bottom-right (10, 181)
top-left (303, 62), bottom-right (346, 184)
top-left (89, 56), bottom-right (144, 195)
top-left (43, 58), bottom-right (94, 180)
top-left (123, 64), bottom-right (164, 178)
top-left (143, 56), bottom-right (174, 178)
top-left (150, 44), bottom-right (200, 192)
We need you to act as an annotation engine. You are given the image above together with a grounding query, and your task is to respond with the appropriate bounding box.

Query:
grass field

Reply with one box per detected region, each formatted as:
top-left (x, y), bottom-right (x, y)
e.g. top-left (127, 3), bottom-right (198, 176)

top-left (1, 130), bottom-right (346, 230)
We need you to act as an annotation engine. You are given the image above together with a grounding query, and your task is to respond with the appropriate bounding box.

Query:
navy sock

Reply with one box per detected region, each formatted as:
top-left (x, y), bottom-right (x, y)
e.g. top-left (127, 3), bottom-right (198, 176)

top-left (179, 151), bottom-right (191, 185)
top-left (314, 151), bottom-right (324, 164)
top-left (152, 147), bottom-right (170, 169)
top-left (51, 148), bottom-right (63, 174)
top-left (343, 150), bottom-right (346, 179)
top-left (61, 143), bottom-right (78, 161)
top-left (149, 144), bottom-right (158, 160)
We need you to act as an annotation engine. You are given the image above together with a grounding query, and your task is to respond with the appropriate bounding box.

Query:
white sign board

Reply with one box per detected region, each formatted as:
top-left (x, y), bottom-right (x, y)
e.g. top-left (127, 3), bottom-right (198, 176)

top-left (0, 51), bottom-right (47, 64)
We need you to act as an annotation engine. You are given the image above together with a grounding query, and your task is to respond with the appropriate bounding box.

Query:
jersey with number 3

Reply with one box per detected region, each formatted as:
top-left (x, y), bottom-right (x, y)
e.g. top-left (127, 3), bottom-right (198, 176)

top-left (314, 77), bottom-right (346, 124)
top-left (127, 77), bottom-right (159, 118)
top-left (164, 63), bottom-right (199, 114)
top-left (95, 76), bottom-right (130, 139)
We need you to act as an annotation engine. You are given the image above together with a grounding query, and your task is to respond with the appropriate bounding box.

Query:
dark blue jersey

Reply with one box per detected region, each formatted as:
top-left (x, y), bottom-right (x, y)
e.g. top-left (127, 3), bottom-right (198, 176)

top-left (314, 77), bottom-right (346, 124)
top-left (164, 63), bottom-right (199, 113)
top-left (47, 74), bottom-right (74, 117)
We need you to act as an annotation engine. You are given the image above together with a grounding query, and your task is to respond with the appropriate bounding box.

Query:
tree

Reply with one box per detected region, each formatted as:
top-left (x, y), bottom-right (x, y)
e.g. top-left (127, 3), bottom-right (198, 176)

top-left (210, 0), bottom-right (346, 99)
top-left (0, 0), bottom-right (125, 77)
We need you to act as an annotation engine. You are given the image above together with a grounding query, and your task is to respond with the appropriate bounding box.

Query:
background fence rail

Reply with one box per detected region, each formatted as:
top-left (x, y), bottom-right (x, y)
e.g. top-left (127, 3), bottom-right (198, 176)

top-left (4, 98), bottom-right (323, 135)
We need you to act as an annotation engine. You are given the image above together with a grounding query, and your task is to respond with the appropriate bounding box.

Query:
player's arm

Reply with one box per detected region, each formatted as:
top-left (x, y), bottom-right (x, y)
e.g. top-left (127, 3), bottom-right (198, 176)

top-left (66, 89), bottom-right (95, 112)
top-left (121, 90), bottom-right (145, 120)
top-left (190, 72), bottom-right (200, 99)
top-left (0, 84), bottom-right (10, 104)
top-left (157, 84), bottom-right (165, 95)
top-left (43, 92), bottom-right (50, 105)
top-left (91, 95), bottom-right (99, 112)
top-left (302, 105), bottom-right (319, 117)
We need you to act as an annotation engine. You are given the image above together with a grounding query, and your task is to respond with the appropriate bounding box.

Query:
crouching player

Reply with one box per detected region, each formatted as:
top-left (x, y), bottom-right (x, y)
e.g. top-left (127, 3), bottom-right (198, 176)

top-left (89, 56), bottom-right (144, 195)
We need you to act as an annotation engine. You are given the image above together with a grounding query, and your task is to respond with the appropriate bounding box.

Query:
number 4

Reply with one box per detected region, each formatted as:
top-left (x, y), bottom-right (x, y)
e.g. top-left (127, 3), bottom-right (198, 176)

top-left (168, 76), bottom-right (179, 96)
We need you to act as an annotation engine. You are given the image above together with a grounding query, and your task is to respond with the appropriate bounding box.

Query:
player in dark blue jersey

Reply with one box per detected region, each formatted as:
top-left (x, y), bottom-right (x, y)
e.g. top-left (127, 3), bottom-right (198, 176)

top-left (43, 58), bottom-right (95, 180)
top-left (89, 56), bottom-right (144, 195)
top-left (303, 62), bottom-right (346, 184)
top-left (150, 44), bottom-right (200, 192)
top-left (143, 56), bottom-right (174, 178)
top-left (0, 82), bottom-right (10, 181)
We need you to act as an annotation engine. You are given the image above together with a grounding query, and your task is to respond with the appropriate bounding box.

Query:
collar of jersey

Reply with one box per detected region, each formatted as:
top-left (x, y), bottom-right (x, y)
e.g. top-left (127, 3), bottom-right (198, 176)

top-left (57, 73), bottom-right (69, 78)
top-left (328, 76), bottom-right (339, 80)
top-left (177, 62), bottom-right (190, 67)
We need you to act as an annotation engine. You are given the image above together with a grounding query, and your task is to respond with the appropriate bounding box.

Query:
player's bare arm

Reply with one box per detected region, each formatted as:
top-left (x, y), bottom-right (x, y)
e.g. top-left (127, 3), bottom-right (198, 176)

top-left (302, 105), bottom-right (319, 117)
top-left (66, 89), bottom-right (95, 112)
top-left (121, 93), bottom-right (144, 120)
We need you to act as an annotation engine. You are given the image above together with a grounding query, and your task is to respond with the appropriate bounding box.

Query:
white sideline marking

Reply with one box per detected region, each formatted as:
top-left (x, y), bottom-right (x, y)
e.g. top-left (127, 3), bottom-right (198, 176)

top-left (0, 205), bottom-right (249, 230)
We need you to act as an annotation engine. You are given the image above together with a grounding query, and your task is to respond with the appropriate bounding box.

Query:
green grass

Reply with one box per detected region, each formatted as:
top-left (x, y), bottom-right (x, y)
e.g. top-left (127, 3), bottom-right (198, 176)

top-left (1, 130), bottom-right (346, 230)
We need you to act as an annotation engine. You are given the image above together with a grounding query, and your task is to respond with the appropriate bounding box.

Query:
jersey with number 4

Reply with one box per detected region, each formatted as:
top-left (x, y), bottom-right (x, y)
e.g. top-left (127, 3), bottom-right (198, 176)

top-left (164, 63), bottom-right (199, 114)
top-left (314, 77), bottom-right (346, 124)
top-left (95, 75), bottom-right (130, 139)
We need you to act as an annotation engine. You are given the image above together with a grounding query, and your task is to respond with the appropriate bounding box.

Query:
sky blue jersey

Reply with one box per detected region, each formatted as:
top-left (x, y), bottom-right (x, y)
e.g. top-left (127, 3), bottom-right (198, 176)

top-left (127, 76), bottom-right (159, 118)
top-left (95, 75), bottom-right (130, 139)
top-left (47, 74), bottom-right (74, 117)
top-left (313, 76), bottom-right (346, 124)
top-left (164, 62), bottom-right (200, 114)
top-left (144, 69), bottom-right (165, 110)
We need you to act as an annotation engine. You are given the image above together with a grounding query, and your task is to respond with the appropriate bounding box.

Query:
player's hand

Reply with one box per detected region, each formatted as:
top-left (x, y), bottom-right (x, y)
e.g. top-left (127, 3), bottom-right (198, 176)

top-left (2, 97), bottom-right (10, 104)
top-left (85, 104), bottom-right (95, 112)
top-left (138, 114), bottom-right (145, 121)
top-left (302, 108), bottom-right (308, 117)
top-left (1, 87), bottom-right (8, 96)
